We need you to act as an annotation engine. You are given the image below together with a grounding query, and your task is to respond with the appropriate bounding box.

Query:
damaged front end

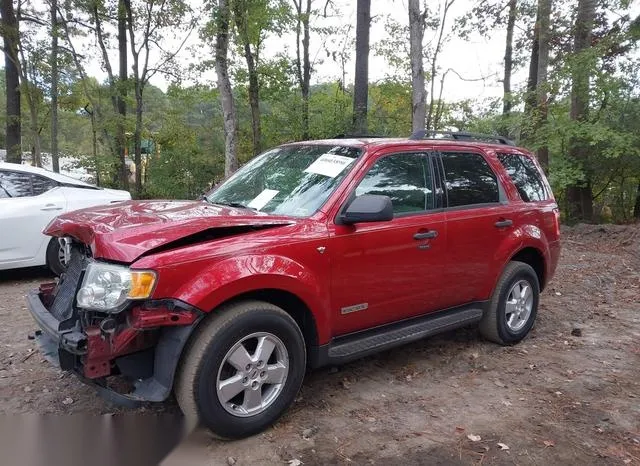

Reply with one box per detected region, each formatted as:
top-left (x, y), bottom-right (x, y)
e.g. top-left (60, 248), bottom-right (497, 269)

top-left (27, 240), bottom-right (203, 406)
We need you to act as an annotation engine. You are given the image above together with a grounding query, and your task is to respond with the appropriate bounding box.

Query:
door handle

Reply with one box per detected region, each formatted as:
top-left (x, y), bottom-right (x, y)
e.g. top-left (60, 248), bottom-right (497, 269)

top-left (41, 204), bottom-right (63, 211)
top-left (495, 219), bottom-right (513, 228)
top-left (414, 230), bottom-right (438, 240)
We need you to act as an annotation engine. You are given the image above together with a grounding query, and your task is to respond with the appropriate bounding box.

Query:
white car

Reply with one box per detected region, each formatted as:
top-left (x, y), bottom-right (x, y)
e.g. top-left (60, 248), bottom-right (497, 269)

top-left (0, 162), bottom-right (131, 274)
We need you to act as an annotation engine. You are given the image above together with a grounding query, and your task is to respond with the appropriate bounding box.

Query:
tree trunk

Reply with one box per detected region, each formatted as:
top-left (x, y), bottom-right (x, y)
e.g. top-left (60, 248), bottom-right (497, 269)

top-left (408, 0), bottom-right (426, 133)
top-left (216, 0), bottom-right (238, 177)
top-left (1, 0), bottom-right (21, 163)
top-left (293, 0), bottom-right (311, 139)
top-left (117, 0), bottom-right (128, 189)
top-left (134, 90), bottom-right (143, 196)
top-left (633, 182), bottom-right (640, 219)
top-left (352, 0), bottom-right (370, 134)
top-left (28, 104), bottom-right (41, 167)
top-left (503, 0), bottom-right (517, 115)
top-left (233, 2), bottom-right (261, 155)
top-left (524, 8), bottom-right (540, 117)
top-left (566, 0), bottom-right (596, 222)
top-left (427, 0), bottom-right (454, 131)
top-left (534, 0), bottom-right (551, 172)
top-left (244, 42), bottom-right (261, 155)
top-left (50, 0), bottom-right (59, 172)
top-left (123, 0), bottom-right (143, 196)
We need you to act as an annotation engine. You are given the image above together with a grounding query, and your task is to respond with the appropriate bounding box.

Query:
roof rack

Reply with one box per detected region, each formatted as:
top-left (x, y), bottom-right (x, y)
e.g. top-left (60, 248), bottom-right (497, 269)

top-left (332, 133), bottom-right (390, 139)
top-left (409, 130), bottom-right (515, 146)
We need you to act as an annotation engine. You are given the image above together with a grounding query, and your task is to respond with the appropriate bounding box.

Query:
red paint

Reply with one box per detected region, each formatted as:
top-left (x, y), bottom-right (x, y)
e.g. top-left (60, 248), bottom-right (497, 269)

top-left (44, 138), bottom-right (560, 360)
top-left (130, 306), bottom-right (198, 329)
top-left (83, 325), bottom-right (156, 378)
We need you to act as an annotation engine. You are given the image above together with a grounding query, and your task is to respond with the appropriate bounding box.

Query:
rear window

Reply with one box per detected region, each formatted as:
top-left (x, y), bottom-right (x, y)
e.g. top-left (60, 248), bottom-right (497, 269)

top-left (497, 153), bottom-right (548, 202)
top-left (441, 152), bottom-right (500, 207)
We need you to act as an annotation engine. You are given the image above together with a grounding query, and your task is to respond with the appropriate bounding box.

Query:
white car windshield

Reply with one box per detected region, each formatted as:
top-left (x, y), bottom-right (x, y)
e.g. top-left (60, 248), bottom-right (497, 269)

top-left (206, 145), bottom-right (362, 217)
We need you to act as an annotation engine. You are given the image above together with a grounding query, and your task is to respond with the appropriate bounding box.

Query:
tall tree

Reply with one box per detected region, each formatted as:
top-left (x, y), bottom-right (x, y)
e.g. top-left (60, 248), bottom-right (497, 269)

top-left (50, 0), bottom-right (59, 172)
top-left (502, 0), bottom-right (517, 115)
top-left (92, 0), bottom-right (129, 189)
top-left (426, 0), bottom-right (455, 131)
top-left (123, 0), bottom-right (194, 195)
top-left (352, 0), bottom-right (370, 134)
top-left (408, 0), bottom-right (426, 133)
top-left (524, 7), bottom-right (540, 116)
top-left (1, 0), bottom-right (21, 163)
top-left (216, 0), bottom-right (238, 176)
top-left (293, 0), bottom-right (310, 139)
top-left (533, 0), bottom-right (550, 171)
top-left (117, 0), bottom-right (127, 185)
top-left (566, 0), bottom-right (596, 221)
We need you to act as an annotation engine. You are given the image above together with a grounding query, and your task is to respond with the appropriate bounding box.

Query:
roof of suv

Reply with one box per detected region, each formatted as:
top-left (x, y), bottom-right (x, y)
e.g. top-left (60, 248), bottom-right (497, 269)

top-left (283, 131), bottom-right (527, 153)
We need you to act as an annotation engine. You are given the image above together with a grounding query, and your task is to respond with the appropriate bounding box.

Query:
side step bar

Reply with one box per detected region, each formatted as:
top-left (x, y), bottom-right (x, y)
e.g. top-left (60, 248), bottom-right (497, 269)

top-left (311, 305), bottom-right (485, 368)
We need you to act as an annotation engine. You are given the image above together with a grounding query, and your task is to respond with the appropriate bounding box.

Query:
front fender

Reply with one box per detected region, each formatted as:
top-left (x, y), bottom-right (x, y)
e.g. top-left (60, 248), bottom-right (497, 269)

top-left (169, 254), bottom-right (331, 343)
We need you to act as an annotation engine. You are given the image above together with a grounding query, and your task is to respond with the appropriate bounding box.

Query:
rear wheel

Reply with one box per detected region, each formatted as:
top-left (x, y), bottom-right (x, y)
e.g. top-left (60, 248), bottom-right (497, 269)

top-left (479, 261), bottom-right (540, 345)
top-left (175, 301), bottom-right (306, 439)
top-left (45, 237), bottom-right (68, 276)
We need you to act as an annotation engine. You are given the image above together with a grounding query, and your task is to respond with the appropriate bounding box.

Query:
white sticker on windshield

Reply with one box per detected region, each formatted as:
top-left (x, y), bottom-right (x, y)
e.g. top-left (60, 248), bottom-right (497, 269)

top-left (304, 154), bottom-right (354, 178)
top-left (247, 189), bottom-right (279, 210)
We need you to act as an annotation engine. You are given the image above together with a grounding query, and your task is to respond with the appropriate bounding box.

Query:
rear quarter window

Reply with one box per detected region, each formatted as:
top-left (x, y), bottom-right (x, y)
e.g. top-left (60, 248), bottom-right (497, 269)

top-left (497, 153), bottom-right (548, 202)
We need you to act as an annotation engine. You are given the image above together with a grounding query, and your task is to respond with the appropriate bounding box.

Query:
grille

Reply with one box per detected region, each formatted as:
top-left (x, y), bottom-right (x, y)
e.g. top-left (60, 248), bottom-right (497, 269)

top-left (49, 246), bottom-right (85, 321)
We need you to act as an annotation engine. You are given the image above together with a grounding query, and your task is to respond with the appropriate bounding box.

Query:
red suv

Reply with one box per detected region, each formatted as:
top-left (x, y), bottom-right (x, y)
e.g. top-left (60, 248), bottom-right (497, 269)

top-left (28, 132), bottom-right (560, 438)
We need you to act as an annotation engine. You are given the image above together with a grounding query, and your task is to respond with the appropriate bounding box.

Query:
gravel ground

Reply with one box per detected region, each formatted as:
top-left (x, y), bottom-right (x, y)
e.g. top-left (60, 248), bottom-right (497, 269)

top-left (1, 224), bottom-right (639, 465)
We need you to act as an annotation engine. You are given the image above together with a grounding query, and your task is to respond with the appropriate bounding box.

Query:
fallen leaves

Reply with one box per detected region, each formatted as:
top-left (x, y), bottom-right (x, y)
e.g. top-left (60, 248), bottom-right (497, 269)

top-left (467, 434), bottom-right (482, 442)
top-left (497, 442), bottom-right (510, 451)
top-left (543, 439), bottom-right (555, 448)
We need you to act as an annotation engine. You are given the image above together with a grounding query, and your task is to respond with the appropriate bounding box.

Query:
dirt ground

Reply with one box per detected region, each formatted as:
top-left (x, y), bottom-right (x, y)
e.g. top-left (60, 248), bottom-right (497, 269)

top-left (1, 224), bottom-right (639, 465)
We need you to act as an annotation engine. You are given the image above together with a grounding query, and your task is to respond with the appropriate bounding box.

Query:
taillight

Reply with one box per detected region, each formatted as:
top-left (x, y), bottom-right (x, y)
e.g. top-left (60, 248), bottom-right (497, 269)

top-left (553, 207), bottom-right (561, 237)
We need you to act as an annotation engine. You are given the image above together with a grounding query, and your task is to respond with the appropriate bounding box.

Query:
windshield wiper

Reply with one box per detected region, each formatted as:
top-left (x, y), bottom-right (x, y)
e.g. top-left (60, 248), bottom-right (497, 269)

top-left (211, 201), bottom-right (257, 210)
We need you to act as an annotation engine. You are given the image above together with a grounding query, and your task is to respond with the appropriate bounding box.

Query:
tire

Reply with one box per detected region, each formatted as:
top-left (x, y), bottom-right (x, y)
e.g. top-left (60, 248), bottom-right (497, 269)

top-left (175, 300), bottom-right (306, 439)
top-left (479, 261), bottom-right (540, 345)
top-left (46, 238), bottom-right (67, 276)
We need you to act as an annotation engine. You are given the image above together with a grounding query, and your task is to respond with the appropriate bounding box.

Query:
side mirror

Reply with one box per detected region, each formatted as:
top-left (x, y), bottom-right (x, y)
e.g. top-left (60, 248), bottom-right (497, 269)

top-left (341, 194), bottom-right (393, 224)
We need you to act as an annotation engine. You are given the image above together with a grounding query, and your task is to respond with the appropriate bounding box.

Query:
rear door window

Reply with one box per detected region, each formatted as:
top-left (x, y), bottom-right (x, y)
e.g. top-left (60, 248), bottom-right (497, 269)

top-left (440, 152), bottom-right (499, 207)
top-left (0, 170), bottom-right (33, 198)
top-left (32, 174), bottom-right (58, 196)
top-left (497, 153), bottom-right (548, 202)
top-left (355, 153), bottom-right (433, 214)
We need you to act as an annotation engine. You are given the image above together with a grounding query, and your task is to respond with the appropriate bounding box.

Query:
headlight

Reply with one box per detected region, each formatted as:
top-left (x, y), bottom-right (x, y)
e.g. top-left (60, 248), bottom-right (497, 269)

top-left (76, 262), bottom-right (156, 312)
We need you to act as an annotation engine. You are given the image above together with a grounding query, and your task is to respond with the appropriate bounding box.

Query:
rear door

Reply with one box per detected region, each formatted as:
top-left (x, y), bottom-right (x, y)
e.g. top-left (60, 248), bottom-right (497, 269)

top-left (437, 150), bottom-right (514, 308)
top-left (329, 150), bottom-right (448, 335)
top-left (0, 170), bottom-right (66, 266)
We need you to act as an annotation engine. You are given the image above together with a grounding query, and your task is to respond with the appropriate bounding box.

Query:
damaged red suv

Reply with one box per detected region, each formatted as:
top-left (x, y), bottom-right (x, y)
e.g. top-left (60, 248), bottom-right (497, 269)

top-left (28, 132), bottom-right (560, 438)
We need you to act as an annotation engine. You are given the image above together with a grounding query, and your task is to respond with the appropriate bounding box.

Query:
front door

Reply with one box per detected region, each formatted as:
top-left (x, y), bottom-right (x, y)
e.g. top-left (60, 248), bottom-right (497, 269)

top-left (329, 151), bottom-right (448, 336)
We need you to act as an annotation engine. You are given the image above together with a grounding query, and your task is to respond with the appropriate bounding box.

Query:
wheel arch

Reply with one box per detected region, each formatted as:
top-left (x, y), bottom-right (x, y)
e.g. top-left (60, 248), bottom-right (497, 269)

top-left (508, 246), bottom-right (546, 291)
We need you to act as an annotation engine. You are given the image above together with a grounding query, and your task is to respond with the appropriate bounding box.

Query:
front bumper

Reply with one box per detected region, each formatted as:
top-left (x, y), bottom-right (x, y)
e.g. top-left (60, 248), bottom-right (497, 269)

top-left (27, 289), bottom-right (87, 366)
top-left (27, 285), bottom-right (203, 405)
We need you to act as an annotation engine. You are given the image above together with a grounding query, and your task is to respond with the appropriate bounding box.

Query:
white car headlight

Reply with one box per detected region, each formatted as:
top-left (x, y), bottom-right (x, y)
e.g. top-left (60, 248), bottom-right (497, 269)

top-left (76, 262), bottom-right (156, 312)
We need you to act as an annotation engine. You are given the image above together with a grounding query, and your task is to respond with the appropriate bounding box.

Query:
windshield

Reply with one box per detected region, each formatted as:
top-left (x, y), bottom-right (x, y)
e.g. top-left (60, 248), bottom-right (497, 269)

top-left (206, 145), bottom-right (361, 217)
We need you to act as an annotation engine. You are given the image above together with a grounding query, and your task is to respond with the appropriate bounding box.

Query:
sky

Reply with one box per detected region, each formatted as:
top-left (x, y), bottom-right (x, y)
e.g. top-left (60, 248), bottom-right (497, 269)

top-left (47, 0), bottom-right (640, 103)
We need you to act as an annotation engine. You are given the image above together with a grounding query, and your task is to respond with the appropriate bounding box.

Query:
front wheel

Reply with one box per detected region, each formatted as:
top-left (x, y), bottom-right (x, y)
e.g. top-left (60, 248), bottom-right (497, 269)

top-left (479, 261), bottom-right (540, 345)
top-left (45, 237), bottom-right (69, 276)
top-left (175, 301), bottom-right (306, 439)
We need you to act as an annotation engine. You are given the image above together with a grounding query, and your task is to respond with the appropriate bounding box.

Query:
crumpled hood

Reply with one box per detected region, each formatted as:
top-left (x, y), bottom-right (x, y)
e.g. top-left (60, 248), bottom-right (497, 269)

top-left (44, 200), bottom-right (295, 263)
